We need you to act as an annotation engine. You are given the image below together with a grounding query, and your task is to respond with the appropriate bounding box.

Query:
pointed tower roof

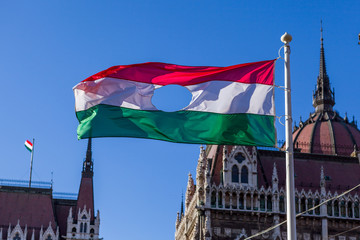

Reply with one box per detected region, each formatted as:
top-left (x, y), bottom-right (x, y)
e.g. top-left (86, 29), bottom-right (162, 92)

top-left (180, 193), bottom-right (184, 217)
top-left (83, 138), bottom-right (93, 176)
top-left (76, 138), bottom-right (95, 221)
top-left (312, 22), bottom-right (335, 112)
top-left (291, 24), bottom-right (360, 156)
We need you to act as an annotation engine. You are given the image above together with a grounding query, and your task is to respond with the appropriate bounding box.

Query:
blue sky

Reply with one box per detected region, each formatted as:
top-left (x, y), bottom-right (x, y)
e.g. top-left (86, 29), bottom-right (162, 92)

top-left (0, 1), bottom-right (359, 239)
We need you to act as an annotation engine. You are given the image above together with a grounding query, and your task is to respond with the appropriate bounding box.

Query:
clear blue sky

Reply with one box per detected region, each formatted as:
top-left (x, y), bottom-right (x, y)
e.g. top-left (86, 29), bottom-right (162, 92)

top-left (0, 1), bottom-right (359, 239)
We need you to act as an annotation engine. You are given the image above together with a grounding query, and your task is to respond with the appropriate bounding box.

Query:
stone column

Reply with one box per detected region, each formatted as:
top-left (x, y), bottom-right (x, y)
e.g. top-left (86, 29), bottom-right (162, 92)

top-left (321, 218), bottom-right (328, 240)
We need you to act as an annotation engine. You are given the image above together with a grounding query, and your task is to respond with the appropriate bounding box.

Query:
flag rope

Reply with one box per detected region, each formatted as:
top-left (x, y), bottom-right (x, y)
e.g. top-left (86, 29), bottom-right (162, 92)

top-left (244, 183), bottom-right (360, 240)
top-left (276, 115), bottom-right (286, 127)
top-left (274, 85), bottom-right (286, 90)
top-left (278, 45), bottom-right (285, 60)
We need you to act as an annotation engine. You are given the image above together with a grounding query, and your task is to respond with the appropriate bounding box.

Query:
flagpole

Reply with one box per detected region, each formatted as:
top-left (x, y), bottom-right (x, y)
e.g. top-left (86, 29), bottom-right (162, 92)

top-left (281, 32), bottom-right (297, 240)
top-left (29, 138), bottom-right (35, 188)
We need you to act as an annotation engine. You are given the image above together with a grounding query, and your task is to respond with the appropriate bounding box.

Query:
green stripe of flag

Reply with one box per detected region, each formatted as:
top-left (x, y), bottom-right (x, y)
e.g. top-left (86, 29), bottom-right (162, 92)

top-left (25, 145), bottom-right (32, 152)
top-left (76, 104), bottom-right (276, 147)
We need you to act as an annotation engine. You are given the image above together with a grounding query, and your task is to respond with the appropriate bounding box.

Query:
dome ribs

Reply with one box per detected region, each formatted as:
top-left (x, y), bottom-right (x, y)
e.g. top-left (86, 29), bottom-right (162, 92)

top-left (309, 112), bottom-right (322, 154)
top-left (338, 120), bottom-right (357, 154)
top-left (326, 112), bottom-right (337, 155)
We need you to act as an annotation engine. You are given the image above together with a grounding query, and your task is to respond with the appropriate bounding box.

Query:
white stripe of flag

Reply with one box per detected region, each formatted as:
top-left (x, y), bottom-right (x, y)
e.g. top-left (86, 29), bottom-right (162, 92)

top-left (25, 140), bottom-right (33, 152)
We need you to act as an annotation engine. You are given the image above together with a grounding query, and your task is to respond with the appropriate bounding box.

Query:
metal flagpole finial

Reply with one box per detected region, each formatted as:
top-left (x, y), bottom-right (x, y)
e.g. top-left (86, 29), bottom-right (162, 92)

top-left (281, 32), bottom-right (292, 44)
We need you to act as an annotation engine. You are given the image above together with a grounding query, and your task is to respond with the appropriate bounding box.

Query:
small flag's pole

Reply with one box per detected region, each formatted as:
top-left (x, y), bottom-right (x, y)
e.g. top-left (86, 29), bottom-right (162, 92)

top-left (29, 138), bottom-right (35, 187)
top-left (281, 32), bottom-right (297, 239)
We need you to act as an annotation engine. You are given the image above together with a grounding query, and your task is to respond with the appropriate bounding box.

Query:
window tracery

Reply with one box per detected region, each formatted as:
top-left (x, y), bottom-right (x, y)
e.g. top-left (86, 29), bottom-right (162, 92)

top-left (234, 153), bottom-right (245, 163)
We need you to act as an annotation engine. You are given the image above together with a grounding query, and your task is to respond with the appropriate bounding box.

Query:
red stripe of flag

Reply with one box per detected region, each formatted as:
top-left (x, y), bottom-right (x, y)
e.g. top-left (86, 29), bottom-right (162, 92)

top-left (81, 60), bottom-right (275, 86)
top-left (26, 140), bottom-right (33, 147)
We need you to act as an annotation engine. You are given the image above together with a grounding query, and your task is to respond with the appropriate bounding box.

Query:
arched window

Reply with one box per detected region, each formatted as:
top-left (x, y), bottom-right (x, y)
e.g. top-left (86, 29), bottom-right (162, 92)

top-left (211, 191), bottom-right (216, 207)
top-left (266, 195), bottom-right (272, 212)
top-left (307, 198), bottom-right (313, 214)
top-left (238, 193), bottom-right (244, 209)
top-left (334, 200), bottom-right (339, 217)
top-left (260, 195), bottom-right (265, 211)
top-left (246, 194), bottom-right (251, 210)
top-left (46, 235), bottom-right (52, 240)
top-left (225, 192), bottom-right (230, 209)
top-left (218, 191), bottom-right (223, 208)
top-left (241, 166), bottom-right (248, 183)
top-left (340, 201), bottom-right (346, 217)
top-left (355, 202), bottom-right (359, 218)
top-left (295, 197), bottom-right (299, 213)
top-left (80, 223), bottom-right (84, 233)
top-left (84, 223), bottom-right (87, 233)
top-left (300, 197), bottom-right (306, 213)
top-left (231, 165), bottom-right (239, 183)
top-left (279, 195), bottom-right (285, 212)
top-left (72, 227), bottom-right (76, 233)
top-left (348, 202), bottom-right (353, 218)
top-left (90, 228), bottom-right (95, 234)
top-left (327, 201), bottom-right (333, 216)
top-left (252, 193), bottom-right (258, 210)
top-left (82, 215), bottom-right (87, 219)
top-left (315, 198), bottom-right (320, 215)
top-left (13, 233), bottom-right (21, 240)
top-left (232, 193), bottom-right (237, 209)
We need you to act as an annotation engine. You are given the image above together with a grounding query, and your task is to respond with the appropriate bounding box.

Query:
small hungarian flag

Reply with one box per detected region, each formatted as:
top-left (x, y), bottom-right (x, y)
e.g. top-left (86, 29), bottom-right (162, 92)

top-left (25, 140), bottom-right (33, 152)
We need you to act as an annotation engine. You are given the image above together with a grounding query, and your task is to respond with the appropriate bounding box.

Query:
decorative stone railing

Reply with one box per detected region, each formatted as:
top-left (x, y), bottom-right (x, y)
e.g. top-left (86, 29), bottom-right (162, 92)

top-left (206, 184), bottom-right (360, 220)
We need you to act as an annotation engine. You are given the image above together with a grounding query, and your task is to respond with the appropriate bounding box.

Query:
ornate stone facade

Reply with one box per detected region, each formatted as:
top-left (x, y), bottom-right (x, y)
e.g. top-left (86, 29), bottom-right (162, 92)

top-left (175, 34), bottom-right (360, 240)
top-left (175, 145), bottom-right (360, 240)
top-left (65, 206), bottom-right (100, 240)
top-left (0, 139), bottom-right (100, 240)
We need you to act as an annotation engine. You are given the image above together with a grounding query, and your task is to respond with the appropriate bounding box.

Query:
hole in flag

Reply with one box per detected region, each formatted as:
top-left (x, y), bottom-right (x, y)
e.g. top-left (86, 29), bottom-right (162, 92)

top-left (152, 85), bottom-right (192, 112)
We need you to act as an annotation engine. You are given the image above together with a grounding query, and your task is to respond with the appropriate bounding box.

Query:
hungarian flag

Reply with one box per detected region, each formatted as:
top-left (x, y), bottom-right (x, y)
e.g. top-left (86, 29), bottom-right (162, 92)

top-left (73, 60), bottom-right (276, 147)
top-left (25, 140), bottom-right (33, 152)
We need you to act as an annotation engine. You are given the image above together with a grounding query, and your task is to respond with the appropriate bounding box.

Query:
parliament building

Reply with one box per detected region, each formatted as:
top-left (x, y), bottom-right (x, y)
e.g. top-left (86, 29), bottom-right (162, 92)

top-left (0, 139), bottom-right (100, 240)
top-left (175, 37), bottom-right (360, 239)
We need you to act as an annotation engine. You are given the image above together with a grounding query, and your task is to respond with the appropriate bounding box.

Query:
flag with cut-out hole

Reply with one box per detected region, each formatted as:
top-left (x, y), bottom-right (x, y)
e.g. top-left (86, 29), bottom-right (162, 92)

top-left (73, 60), bottom-right (276, 146)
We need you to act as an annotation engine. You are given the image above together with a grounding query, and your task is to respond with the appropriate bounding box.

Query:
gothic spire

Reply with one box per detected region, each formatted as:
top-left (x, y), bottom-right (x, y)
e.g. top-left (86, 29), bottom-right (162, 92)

top-left (313, 21), bottom-right (335, 112)
top-left (82, 138), bottom-right (93, 176)
top-left (77, 138), bottom-right (95, 221)
top-left (180, 193), bottom-right (184, 218)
